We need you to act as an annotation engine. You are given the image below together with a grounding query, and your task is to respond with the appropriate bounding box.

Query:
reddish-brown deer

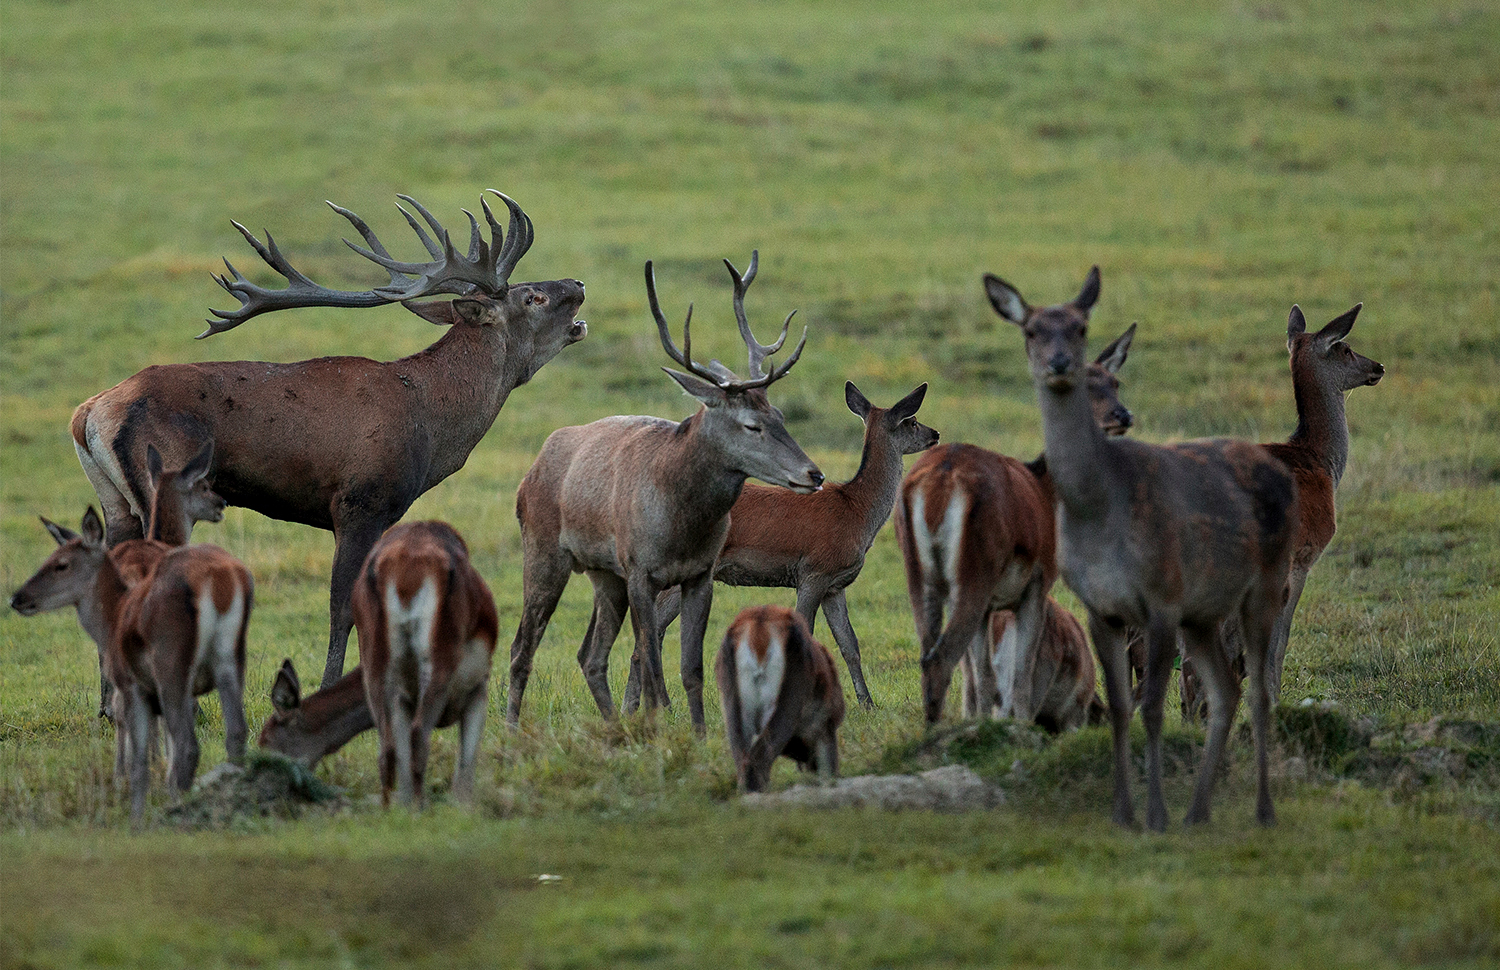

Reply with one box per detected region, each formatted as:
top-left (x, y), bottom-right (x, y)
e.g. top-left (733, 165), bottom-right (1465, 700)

top-left (352, 521), bottom-right (499, 808)
top-left (71, 192), bottom-right (585, 689)
top-left (986, 597), bottom-right (1105, 733)
top-left (258, 662), bottom-right (373, 767)
top-left (715, 604), bottom-right (846, 793)
top-left (10, 508), bottom-right (253, 822)
top-left (507, 253), bottom-right (822, 734)
top-left (1181, 303), bottom-right (1384, 718)
top-left (893, 324), bottom-right (1134, 726)
top-left (651, 380), bottom-right (939, 709)
top-left (990, 266), bottom-right (1298, 830)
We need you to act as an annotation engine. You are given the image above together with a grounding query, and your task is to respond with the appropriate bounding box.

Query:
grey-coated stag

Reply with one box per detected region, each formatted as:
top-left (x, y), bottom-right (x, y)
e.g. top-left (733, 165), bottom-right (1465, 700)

top-left (71, 192), bottom-right (586, 688)
top-left (991, 266), bottom-right (1298, 831)
top-left (507, 252), bottom-right (822, 734)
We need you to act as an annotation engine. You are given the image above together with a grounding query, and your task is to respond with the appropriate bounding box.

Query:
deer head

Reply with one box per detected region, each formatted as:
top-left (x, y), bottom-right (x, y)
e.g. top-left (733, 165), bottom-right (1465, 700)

top-left (1287, 303), bottom-right (1384, 392)
top-left (9, 509), bottom-right (109, 616)
top-left (647, 252), bottom-right (823, 493)
top-left (985, 266), bottom-right (1102, 395)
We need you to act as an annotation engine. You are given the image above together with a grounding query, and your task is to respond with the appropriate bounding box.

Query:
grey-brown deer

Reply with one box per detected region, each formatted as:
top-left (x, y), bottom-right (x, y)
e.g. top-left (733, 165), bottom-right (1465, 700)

top-left (893, 324), bottom-right (1134, 726)
top-left (716, 604), bottom-right (846, 792)
top-left (651, 380), bottom-right (939, 708)
top-left (990, 266), bottom-right (1298, 830)
top-left (10, 508), bottom-right (253, 823)
top-left (507, 252), bottom-right (822, 734)
top-left (353, 521), bottom-right (499, 808)
top-left (1181, 303), bottom-right (1384, 718)
top-left (71, 192), bottom-right (585, 689)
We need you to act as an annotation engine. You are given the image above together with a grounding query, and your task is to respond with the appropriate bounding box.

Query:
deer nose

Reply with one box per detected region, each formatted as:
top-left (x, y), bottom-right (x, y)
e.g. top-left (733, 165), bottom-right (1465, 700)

top-left (1113, 407), bottom-right (1133, 430)
top-left (1047, 353), bottom-right (1071, 376)
top-left (808, 469), bottom-right (825, 488)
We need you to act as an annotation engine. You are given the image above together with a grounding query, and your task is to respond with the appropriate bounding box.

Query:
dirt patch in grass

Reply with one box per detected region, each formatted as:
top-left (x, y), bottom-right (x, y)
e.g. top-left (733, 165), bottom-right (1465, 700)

top-left (165, 750), bottom-right (345, 830)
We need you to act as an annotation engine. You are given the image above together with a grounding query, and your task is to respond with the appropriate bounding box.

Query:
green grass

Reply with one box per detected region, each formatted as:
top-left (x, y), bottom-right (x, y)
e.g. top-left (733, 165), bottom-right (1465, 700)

top-left (3, 0), bottom-right (1499, 965)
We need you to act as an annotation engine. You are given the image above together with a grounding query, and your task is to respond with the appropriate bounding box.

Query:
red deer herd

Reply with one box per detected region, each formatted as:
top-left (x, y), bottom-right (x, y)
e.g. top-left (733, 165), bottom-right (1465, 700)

top-left (10, 191), bottom-right (1384, 830)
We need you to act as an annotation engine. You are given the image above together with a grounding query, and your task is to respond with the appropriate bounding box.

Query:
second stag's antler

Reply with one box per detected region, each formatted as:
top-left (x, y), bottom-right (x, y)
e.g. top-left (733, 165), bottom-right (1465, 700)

top-left (202, 190), bottom-right (535, 337)
top-left (644, 249), bottom-right (807, 391)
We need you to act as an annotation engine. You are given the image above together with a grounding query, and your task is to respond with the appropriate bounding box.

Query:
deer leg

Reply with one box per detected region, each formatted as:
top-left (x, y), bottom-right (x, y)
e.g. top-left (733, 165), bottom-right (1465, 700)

top-left (626, 586), bottom-right (683, 712)
top-left (1182, 621), bottom-right (1241, 827)
top-left (366, 672), bottom-right (398, 809)
top-left (998, 568), bottom-right (1047, 723)
top-left (410, 670), bottom-right (453, 811)
top-left (390, 689), bottom-right (416, 809)
top-left (1139, 616), bottom-right (1178, 833)
top-left (1241, 586), bottom-right (1281, 827)
top-left (677, 571), bottom-right (715, 735)
top-left (1089, 613), bottom-right (1136, 828)
top-left (816, 730), bottom-right (840, 785)
top-left (452, 682), bottom-right (488, 803)
top-left (322, 517), bottom-right (390, 689)
top-left (505, 554), bottom-right (571, 728)
top-left (1267, 565), bottom-right (1310, 704)
top-left (580, 570), bottom-right (628, 719)
top-left (819, 590), bottom-right (873, 709)
top-left (122, 686), bottom-right (152, 824)
top-left (921, 595), bottom-right (988, 725)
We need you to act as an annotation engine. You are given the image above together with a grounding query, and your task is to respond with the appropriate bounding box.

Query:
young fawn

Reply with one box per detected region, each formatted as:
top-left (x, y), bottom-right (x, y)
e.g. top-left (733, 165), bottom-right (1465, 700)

top-left (10, 508), bottom-right (252, 822)
top-left (715, 604), bottom-right (846, 793)
top-left (353, 521), bottom-right (498, 808)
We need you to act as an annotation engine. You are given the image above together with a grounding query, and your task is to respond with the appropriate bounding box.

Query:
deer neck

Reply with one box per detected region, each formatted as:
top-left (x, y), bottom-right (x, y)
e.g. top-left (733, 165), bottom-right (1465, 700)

top-left (1035, 378), bottom-right (1115, 522)
top-left (78, 559), bottom-right (129, 653)
top-left (1287, 362), bottom-right (1351, 487)
top-left (664, 413), bottom-right (754, 527)
top-left (299, 669), bottom-right (374, 762)
top-left (840, 423), bottom-right (905, 548)
top-left (398, 326), bottom-right (523, 483)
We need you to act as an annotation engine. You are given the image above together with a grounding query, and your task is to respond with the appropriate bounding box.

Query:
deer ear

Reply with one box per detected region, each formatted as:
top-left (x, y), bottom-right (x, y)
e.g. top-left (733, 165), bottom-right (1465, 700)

top-left (1073, 266), bottom-right (1101, 316)
top-left (80, 507), bottom-right (105, 549)
top-left (146, 444), bottom-right (164, 489)
top-left (844, 381), bottom-right (872, 419)
top-left (270, 659), bottom-right (302, 712)
top-left (1315, 303), bottom-right (1362, 346)
top-left (1286, 305), bottom-right (1307, 347)
top-left (890, 382), bottom-right (928, 421)
top-left (663, 367), bottom-right (727, 407)
top-left (41, 516), bottom-right (78, 547)
top-left (403, 300), bottom-right (461, 326)
top-left (983, 274), bottom-right (1030, 325)
top-left (1093, 323), bottom-right (1136, 375)
top-left (182, 440), bottom-right (215, 485)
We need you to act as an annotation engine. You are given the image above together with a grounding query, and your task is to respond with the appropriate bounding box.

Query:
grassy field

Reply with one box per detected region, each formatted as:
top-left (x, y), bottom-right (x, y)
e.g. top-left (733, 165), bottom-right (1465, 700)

top-left (3, 0), bottom-right (1498, 966)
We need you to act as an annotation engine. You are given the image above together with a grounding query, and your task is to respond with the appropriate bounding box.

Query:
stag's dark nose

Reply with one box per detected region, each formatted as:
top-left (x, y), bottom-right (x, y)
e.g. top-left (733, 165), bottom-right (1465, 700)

top-left (1113, 407), bottom-right (1133, 430)
top-left (808, 470), bottom-right (825, 488)
top-left (10, 591), bottom-right (33, 614)
top-left (1047, 353), bottom-right (1071, 376)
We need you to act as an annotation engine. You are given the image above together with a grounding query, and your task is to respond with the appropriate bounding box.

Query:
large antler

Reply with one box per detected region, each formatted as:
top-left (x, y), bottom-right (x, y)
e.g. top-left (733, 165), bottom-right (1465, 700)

top-left (202, 190), bottom-right (534, 338)
top-left (644, 250), bottom-right (806, 391)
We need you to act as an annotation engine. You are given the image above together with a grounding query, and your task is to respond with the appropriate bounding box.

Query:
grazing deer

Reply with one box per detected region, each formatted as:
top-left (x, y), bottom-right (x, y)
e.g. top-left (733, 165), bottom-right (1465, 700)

top-left (352, 521), bottom-right (499, 808)
top-left (258, 661), bottom-right (374, 767)
top-left (1181, 303), bottom-right (1384, 718)
top-left (651, 380), bottom-right (939, 709)
top-left (715, 605), bottom-right (846, 792)
top-left (71, 192), bottom-right (585, 689)
top-left (894, 324), bottom-right (1135, 726)
top-left (986, 597), bottom-right (1105, 733)
top-left (10, 508), bottom-right (254, 822)
top-left (990, 266), bottom-right (1298, 830)
top-left (507, 252), bottom-right (822, 735)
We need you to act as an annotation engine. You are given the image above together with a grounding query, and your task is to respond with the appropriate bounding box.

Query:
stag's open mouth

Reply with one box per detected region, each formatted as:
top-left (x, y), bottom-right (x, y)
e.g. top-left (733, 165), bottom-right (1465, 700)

top-left (567, 320), bottom-right (588, 343)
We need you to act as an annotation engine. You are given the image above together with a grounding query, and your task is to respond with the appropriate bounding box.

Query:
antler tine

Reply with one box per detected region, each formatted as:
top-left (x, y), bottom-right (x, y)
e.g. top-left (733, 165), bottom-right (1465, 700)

top-left (487, 191), bottom-right (533, 286)
top-left (329, 202), bottom-right (422, 290)
top-left (392, 197), bottom-right (444, 260)
top-left (723, 250), bottom-right (791, 381)
top-left (645, 260), bottom-right (723, 386)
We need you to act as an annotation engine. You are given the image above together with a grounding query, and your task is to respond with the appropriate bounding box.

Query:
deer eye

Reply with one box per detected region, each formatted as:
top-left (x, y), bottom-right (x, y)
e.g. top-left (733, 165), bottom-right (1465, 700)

top-left (742, 422), bottom-right (763, 434)
top-left (54, 561), bottom-right (69, 572)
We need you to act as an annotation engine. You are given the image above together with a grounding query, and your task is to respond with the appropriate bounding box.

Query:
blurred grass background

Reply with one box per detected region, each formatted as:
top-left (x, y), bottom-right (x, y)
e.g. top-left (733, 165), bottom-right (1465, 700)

top-left (3, 0), bottom-right (1498, 966)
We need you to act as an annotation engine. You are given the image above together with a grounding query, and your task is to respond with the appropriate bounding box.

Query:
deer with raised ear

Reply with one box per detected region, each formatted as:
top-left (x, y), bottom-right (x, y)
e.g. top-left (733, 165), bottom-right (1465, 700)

top-left (507, 252), bottom-right (823, 735)
top-left (258, 660), bottom-right (373, 768)
top-left (716, 604), bottom-right (846, 792)
top-left (990, 266), bottom-right (1298, 831)
top-left (9, 508), bottom-right (253, 823)
top-left (893, 323), bottom-right (1135, 726)
top-left (650, 379), bottom-right (939, 709)
top-left (71, 192), bottom-right (585, 689)
top-left (1180, 303), bottom-right (1384, 719)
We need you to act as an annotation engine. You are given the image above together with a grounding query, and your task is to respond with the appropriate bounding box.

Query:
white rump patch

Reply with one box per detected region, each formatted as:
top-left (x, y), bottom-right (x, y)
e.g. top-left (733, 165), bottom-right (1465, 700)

top-left (735, 631), bottom-right (786, 742)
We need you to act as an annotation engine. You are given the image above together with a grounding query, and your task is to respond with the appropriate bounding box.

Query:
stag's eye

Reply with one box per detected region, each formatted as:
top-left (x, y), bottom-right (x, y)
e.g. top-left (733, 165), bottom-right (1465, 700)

top-left (524, 292), bottom-right (548, 308)
top-left (743, 422), bottom-right (763, 434)
top-left (54, 561), bottom-right (69, 573)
